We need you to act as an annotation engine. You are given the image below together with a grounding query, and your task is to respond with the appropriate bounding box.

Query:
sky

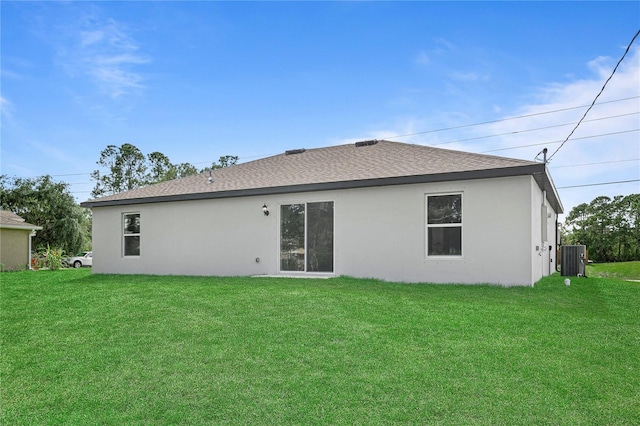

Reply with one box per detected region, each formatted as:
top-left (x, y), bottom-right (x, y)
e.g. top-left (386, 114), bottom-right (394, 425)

top-left (1, 1), bottom-right (639, 218)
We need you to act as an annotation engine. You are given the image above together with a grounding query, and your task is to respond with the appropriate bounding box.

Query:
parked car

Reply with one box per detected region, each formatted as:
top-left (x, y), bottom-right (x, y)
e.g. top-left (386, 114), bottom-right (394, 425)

top-left (67, 252), bottom-right (92, 268)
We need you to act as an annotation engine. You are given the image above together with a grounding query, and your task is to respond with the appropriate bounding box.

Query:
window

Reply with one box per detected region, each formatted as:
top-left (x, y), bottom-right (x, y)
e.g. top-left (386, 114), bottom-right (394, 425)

top-left (123, 213), bottom-right (140, 256)
top-left (427, 194), bottom-right (462, 256)
top-left (280, 201), bottom-right (334, 272)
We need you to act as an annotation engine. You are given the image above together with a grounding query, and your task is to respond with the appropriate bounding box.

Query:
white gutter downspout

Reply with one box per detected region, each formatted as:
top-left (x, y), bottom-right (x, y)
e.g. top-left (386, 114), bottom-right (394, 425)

top-left (28, 229), bottom-right (36, 270)
top-left (542, 190), bottom-right (548, 279)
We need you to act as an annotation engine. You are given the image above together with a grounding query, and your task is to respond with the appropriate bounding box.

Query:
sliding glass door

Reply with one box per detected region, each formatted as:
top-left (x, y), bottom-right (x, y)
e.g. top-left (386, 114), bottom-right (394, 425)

top-left (280, 201), bottom-right (334, 272)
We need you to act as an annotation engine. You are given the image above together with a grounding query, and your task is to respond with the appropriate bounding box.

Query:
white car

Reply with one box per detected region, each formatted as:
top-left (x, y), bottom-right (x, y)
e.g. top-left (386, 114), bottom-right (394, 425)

top-left (67, 252), bottom-right (92, 268)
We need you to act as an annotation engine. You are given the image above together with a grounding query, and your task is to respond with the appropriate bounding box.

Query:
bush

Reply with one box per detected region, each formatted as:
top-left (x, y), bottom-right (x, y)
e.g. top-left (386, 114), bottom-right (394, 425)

top-left (34, 245), bottom-right (65, 271)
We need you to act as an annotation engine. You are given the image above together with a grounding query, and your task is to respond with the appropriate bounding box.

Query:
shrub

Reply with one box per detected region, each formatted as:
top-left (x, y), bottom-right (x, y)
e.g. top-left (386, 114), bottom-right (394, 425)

top-left (34, 245), bottom-right (65, 271)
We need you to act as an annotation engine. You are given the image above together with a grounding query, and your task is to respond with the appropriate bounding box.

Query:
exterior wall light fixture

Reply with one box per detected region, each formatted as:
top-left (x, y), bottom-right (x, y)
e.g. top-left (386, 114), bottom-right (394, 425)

top-left (262, 204), bottom-right (269, 216)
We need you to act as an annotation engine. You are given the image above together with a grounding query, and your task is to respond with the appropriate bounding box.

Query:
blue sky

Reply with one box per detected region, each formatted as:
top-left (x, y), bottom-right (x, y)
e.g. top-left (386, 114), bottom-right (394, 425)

top-left (2, 1), bottom-right (639, 216)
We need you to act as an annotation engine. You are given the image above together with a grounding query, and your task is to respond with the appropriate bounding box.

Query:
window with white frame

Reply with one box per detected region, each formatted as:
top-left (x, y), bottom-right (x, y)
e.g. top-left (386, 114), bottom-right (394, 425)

top-left (123, 213), bottom-right (140, 256)
top-left (426, 194), bottom-right (462, 256)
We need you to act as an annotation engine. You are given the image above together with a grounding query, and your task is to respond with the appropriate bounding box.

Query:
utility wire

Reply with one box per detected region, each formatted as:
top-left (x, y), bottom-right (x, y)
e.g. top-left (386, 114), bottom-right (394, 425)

top-left (480, 128), bottom-right (639, 153)
top-left (557, 179), bottom-right (640, 189)
top-left (431, 111), bottom-right (638, 146)
top-left (23, 96), bottom-right (639, 179)
top-left (227, 105), bottom-right (638, 163)
top-left (386, 96), bottom-right (639, 140)
top-left (31, 126), bottom-right (640, 182)
top-left (547, 29), bottom-right (640, 161)
top-left (551, 158), bottom-right (639, 168)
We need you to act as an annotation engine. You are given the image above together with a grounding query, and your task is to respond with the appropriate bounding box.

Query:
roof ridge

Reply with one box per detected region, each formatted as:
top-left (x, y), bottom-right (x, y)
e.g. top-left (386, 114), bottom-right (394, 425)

top-left (82, 140), bottom-right (551, 208)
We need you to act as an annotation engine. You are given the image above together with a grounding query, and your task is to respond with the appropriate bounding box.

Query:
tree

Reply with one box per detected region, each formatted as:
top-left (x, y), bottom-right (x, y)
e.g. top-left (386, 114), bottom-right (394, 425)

top-left (91, 143), bottom-right (148, 198)
top-left (0, 175), bottom-right (91, 255)
top-left (563, 193), bottom-right (640, 262)
top-left (201, 155), bottom-right (239, 171)
top-left (147, 151), bottom-right (174, 184)
top-left (91, 143), bottom-right (236, 198)
top-left (147, 152), bottom-right (201, 183)
top-left (173, 162), bottom-right (200, 178)
top-left (616, 193), bottom-right (640, 260)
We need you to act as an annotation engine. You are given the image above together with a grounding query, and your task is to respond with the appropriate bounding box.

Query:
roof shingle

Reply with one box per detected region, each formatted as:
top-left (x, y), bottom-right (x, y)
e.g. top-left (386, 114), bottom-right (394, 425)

top-left (0, 210), bottom-right (42, 229)
top-left (81, 140), bottom-right (562, 212)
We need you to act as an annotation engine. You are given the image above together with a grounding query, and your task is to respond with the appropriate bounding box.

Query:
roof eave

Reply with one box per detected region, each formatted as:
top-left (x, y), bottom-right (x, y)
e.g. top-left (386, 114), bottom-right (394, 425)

top-left (81, 164), bottom-right (560, 210)
top-left (0, 224), bottom-right (43, 231)
top-left (533, 166), bottom-right (564, 214)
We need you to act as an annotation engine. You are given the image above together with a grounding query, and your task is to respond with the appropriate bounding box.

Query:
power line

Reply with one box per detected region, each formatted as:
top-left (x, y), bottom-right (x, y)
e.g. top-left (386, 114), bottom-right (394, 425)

top-left (223, 105), bottom-right (638, 162)
top-left (22, 131), bottom-right (640, 195)
top-left (551, 159), bottom-right (639, 169)
top-left (386, 96), bottom-right (639, 140)
top-left (479, 128), bottom-right (639, 153)
top-left (15, 96), bottom-right (639, 180)
top-left (431, 111), bottom-right (638, 147)
top-left (25, 127), bottom-right (640, 186)
top-left (547, 29), bottom-right (640, 161)
top-left (557, 179), bottom-right (640, 189)
top-left (38, 172), bottom-right (92, 178)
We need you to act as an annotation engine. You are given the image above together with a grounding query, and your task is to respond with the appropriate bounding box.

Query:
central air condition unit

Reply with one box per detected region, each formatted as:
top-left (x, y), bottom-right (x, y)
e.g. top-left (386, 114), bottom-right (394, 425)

top-left (561, 245), bottom-right (587, 277)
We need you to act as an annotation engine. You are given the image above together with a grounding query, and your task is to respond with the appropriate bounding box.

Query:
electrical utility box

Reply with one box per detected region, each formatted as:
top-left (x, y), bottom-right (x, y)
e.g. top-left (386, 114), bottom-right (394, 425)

top-left (561, 245), bottom-right (587, 276)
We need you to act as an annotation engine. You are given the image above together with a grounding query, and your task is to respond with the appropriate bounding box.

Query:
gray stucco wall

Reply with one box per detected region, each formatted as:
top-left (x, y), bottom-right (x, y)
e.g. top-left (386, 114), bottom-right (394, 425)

top-left (91, 175), bottom-right (555, 286)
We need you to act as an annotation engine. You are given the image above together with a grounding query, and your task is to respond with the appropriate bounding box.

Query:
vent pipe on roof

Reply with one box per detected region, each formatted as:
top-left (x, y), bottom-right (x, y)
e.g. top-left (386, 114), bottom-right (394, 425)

top-left (355, 140), bottom-right (378, 147)
top-left (285, 148), bottom-right (306, 155)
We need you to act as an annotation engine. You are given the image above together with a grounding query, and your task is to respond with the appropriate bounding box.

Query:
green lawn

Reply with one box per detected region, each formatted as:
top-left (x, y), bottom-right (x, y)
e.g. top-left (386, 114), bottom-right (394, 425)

top-left (587, 260), bottom-right (640, 280)
top-left (1, 270), bottom-right (638, 425)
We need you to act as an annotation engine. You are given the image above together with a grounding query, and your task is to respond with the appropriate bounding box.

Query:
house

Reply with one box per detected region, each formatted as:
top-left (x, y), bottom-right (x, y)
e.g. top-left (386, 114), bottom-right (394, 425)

top-left (81, 140), bottom-right (563, 286)
top-left (0, 210), bottom-right (42, 271)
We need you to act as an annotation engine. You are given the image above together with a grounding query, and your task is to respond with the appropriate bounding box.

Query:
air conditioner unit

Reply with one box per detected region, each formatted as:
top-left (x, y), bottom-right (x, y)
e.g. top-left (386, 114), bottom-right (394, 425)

top-left (561, 245), bottom-right (587, 277)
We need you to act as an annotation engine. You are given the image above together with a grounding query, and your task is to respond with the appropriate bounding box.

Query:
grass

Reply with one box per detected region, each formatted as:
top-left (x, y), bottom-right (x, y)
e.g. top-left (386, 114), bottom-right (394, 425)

top-left (1, 270), bottom-right (639, 425)
top-left (587, 260), bottom-right (640, 280)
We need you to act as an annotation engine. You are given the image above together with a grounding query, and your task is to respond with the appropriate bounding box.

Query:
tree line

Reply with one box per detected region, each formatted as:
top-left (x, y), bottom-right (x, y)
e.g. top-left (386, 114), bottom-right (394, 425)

top-left (562, 194), bottom-right (640, 262)
top-left (91, 143), bottom-right (237, 198)
top-left (1, 143), bottom-right (237, 258)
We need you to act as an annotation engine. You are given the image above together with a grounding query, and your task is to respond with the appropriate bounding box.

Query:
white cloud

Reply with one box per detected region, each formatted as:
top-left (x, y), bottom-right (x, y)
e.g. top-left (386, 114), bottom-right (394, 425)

top-left (58, 15), bottom-right (150, 99)
top-left (448, 71), bottom-right (490, 82)
top-left (415, 51), bottom-right (430, 66)
top-left (26, 138), bottom-right (74, 165)
top-left (433, 37), bottom-right (456, 53)
top-left (469, 48), bottom-right (640, 214)
top-left (80, 29), bottom-right (105, 47)
top-left (364, 47), bottom-right (640, 215)
top-left (0, 96), bottom-right (14, 120)
top-left (415, 38), bottom-right (456, 66)
top-left (0, 68), bottom-right (23, 80)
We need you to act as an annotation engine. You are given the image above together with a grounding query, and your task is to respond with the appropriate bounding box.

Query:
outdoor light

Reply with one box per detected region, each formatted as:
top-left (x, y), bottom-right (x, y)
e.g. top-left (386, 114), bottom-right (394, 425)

top-left (262, 204), bottom-right (269, 216)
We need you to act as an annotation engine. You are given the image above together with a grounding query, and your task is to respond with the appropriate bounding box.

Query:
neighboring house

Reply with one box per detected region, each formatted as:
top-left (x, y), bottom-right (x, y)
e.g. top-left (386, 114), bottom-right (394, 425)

top-left (81, 140), bottom-right (563, 286)
top-left (0, 211), bottom-right (42, 271)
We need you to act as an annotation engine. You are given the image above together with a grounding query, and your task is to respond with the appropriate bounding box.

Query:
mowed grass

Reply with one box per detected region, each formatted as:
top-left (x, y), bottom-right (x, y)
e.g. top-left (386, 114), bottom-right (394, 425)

top-left (1, 270), bottom-right (639, 425)
top-left (587, 260), bottom-right (640, 280)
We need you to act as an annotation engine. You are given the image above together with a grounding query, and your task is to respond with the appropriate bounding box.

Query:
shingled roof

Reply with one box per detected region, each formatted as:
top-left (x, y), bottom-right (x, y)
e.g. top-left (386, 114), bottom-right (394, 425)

top-left (0, 210), bottom-right (42, 230)
top-left (81, 140), bottom-right (563, 213)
